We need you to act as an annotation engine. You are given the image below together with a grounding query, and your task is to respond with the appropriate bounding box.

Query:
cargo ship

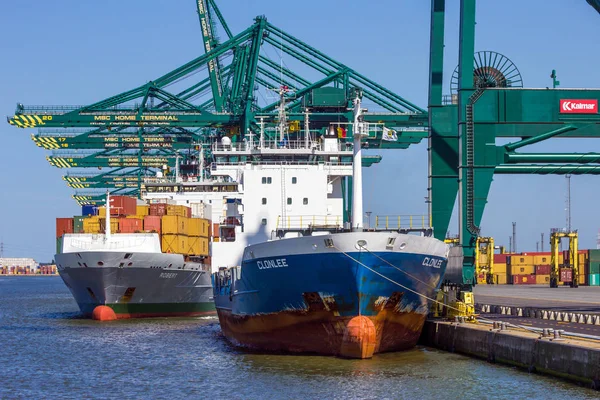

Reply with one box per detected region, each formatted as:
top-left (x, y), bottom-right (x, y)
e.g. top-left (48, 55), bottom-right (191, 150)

top-left (55, 193), bottom-right (214, 318)
top-left (211, 94), bottom-right (450, 358)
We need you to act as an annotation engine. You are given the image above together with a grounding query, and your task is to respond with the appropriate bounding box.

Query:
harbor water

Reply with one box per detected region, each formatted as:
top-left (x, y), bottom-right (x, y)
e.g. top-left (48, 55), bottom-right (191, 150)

top-left (0, 277), bottom-right (597, 399)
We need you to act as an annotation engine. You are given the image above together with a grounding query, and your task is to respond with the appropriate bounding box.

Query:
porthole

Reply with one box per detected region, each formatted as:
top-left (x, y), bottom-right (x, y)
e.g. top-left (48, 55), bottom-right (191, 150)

top-left (97, 261), bottom-right (104, 266)
top-left (399, 242), bottom-right (407, 250)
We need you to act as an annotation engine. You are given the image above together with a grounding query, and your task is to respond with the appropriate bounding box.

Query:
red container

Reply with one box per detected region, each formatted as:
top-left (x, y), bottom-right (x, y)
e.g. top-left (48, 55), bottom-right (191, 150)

top-left (494, 254), bottom-right (509, 264)
top-left (149, 203), bottom-right (167, 217)
top-left (143, 216), bottom-right (161, 233)
top-left (119, 218), bottom-right (142, 233)
top-left (56, 218), bottom-right (74, 238)
top-left (535, 265), bottom-right (551, 275)
top-left (560, 268), bottom-right (573, 282)
top-left (187, 207), bottom-right (192, 218)
top-left (109, 196), bottom-right (137, 216)
top-left (512, 274), bottom-right (537, 285)
top-left (212, 223), bottom-right (220, 238)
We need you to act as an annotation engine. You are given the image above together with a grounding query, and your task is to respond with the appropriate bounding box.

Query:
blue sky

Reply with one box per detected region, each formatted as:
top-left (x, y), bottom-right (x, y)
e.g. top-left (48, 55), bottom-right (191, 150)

top-left (1, 0), bottom-right (599, 261)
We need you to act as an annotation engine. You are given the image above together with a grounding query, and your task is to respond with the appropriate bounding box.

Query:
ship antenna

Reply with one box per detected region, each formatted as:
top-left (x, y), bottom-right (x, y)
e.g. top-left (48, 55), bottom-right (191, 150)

top-left (351, 91), bottom-right (367, 231)
top-left (105, 190), bottom-right (111, 241)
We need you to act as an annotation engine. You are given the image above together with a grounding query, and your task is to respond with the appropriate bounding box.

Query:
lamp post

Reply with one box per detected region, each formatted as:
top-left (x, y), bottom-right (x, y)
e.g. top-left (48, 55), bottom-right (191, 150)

top-left (365, 211), bottom-right (372, 230)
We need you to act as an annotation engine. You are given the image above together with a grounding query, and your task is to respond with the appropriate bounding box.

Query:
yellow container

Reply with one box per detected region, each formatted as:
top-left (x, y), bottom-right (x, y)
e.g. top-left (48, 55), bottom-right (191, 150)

top-left (161, 216), bottom-right (188, 235)
top-left (578, 253), bottom-right (587, 264)
top-left (494, 274), bottom-right (507, 284)
top-left (533, 255), bottom-right (550, 265)
top-left (166, 205), bottom-right (188, 217)
top-left (136, 205), bottom-right (149, 217)
top-left (509, 265), bottom-right (535, 275)
top-left (510, 255), bottom-right (534, 266)
top-left (83, 217), bottom-right (101, 233)
top-left (187, 236), bottom-right (209, 256)
top-left (188, 218), bottom-right (210, 237)
top-left (98, 207), bottom-right (106, 217)
top-left (578, 274), bottom-right (587, 285)
top-left (536, 275), bottom-right (550, 284)
top-left (494, 263), bottom-right (507, 274)
top-left (161, 234), bottom-right (188, 254)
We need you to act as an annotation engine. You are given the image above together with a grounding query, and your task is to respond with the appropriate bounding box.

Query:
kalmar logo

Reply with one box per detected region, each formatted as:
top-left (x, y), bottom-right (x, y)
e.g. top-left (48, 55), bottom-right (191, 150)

top-left (559, 99), bottom-right (598, 114)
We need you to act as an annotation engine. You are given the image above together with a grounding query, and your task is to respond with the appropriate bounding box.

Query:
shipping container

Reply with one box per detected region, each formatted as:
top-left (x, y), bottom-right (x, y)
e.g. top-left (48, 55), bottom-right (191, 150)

top-left (56, 237), bottom-right (63, 254)
top-left (212, 223), bottom-right (220, 238)
top-left (589, 261), bottom-right (600, 275)
top-left (161, 215), bottom-right (189, 235)
top-left (82, 205), bottom-right (97, 216)
top-left (56, 218), bottom-right (74, 238)
top-left (149, 203), bottom-right (167, 217)
top-left (187, 236), bottom-right (210, 256)
top-left (533, 255), bottom-right (550, 265)
top-left (589, 249), bottom-right (600, 262)
top-left (73, 216), bottom-right (86, 233)
top-left (494, 263), bottom-right (507, 274)
top-left (535, 275), bottom-right (550, 284)
top-left (118, 217), bottom-right (142, 233)
top-left (136, 205), bottom-right (149, 217)
top-left (493, 254), bottom-right (509, 264)
top-left (161, 234), bottom-right (188, 254)
top-left (99, 218), bottom-right (119, 233)
top-left (190, 202), bottom-right (212, 219)
top-left (590, 274), bottom-right (600, 286)
top-left (188, 218), bottom-right (210, 237)
top-left (166, 204), bottom-right (190, 217)
top-left (83, 217), bottom-right (101, 234)
top-left (578, 273), bottom-right (587, 286)
top-left (535, 265), bottom-right (551, 275)
top-left (143, 215), bottom-right (161, 233)
top-left (510, 255), bottom-right (534, 266)
top-left (110, 196), bottom-right (137, 216)
top-left (512, 274), bottom-right (536, 285)
top-left (98, 206), bottom-right (106, 217)
top-left (559, 268), bottom-right (573, 283)
top-left (509, 265), bottom-right (535, 275)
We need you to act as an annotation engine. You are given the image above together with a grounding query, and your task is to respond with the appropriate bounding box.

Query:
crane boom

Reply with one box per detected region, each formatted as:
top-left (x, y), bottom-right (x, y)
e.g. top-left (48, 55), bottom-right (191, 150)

top-left (196, 0), bottom-right (225, 111)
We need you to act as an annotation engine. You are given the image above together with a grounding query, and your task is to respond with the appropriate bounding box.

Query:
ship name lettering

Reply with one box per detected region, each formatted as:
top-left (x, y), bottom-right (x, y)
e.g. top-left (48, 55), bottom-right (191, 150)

top-left (257, 258), bottom-right (288, 270)
top-left (159, 272), bottom-right (177, 279)
top-left (422, 257), bottom-right (443, 268)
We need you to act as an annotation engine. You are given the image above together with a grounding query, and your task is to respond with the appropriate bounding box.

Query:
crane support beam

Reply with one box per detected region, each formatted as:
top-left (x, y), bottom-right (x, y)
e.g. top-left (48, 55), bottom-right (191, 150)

top-left (196, 0), bottom-right (225, 111)
top-left (495, 165), bottom-right (600, 174)
top-left (503, 125), bottom-right (577, 151)
top-left (505, 153), bottom-right (600, 163)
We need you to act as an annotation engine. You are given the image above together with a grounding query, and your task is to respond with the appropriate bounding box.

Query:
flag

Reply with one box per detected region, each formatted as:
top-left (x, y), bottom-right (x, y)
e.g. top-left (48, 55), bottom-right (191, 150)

top-left (337, 126), bottom-right (346, 138)
top-left (382, 127), bottom-right (397, 141)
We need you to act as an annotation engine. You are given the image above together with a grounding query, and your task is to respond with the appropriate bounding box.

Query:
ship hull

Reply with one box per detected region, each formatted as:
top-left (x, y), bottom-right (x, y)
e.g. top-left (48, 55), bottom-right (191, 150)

top-left (213, 232), bottom-right (448, 358)
top-left (55, 251), bottom-right (215, 318)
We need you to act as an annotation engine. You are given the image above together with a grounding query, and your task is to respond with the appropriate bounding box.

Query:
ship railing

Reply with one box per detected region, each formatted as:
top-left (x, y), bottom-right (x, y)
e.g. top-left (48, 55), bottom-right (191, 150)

top-left (373, 215), bottom-right (432, 230)
top-left (211, 139), bottom-right (353, 153)
top-left (275, 215), bottom-right (344, 231)
top-left (211, 160), bottom-right (353, 169)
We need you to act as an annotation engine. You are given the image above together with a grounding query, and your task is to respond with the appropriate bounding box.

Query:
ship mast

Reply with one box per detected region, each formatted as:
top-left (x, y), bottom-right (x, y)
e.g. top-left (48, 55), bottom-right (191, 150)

top-left (351, 93), bottom-right (367, 231)
top-left (105, 190), bottom-right (111, 240)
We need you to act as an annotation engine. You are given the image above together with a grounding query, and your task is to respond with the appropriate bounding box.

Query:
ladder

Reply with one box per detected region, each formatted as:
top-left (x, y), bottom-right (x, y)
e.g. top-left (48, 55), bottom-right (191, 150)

top-left (465, 88), bottom-right (485, 236)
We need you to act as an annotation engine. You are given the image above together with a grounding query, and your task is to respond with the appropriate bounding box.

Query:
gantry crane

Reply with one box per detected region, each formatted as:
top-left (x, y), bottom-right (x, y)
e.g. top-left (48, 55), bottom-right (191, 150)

top-left (8, 1), bottom-right (429, 206)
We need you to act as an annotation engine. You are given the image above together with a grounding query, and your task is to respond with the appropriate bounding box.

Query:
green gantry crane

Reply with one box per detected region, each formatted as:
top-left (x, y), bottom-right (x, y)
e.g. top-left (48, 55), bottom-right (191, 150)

top-left (8, 0), bottom-right (428, 206)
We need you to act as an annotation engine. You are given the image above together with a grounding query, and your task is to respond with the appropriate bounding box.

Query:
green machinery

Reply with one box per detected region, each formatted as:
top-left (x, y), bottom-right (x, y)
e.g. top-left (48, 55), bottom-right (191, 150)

top-left (428, 0), bottom-right (600, 298)
top-left (6, 1), bottom-right (600, 302)
top-left (8, 0), bottom-right (429, 205)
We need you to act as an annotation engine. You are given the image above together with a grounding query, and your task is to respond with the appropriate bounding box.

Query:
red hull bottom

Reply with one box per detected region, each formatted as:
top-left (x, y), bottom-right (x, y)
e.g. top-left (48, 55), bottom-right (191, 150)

top-left (115, 311), bottom-right (217, 319)
top-left (216, 308), bottom-right (426, 359)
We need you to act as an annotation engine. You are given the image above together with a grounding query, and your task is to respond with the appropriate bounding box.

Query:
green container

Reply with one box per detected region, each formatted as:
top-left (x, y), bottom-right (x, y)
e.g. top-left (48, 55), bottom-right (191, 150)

top-left (589, 262), bottom-right (600, 275)
top-left (56, 237), bottom-right (63, 255)
top-left (73, 216), bottom-right (86, 233)
top-left (588, 249), bottom-right (600, 261)
top-left (589, 274), bottom-right (600, 286)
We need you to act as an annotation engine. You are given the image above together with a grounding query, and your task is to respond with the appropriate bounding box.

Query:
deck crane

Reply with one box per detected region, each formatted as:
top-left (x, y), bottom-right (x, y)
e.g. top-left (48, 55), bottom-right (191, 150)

top-left (588, 0), bottom-right (600, 14)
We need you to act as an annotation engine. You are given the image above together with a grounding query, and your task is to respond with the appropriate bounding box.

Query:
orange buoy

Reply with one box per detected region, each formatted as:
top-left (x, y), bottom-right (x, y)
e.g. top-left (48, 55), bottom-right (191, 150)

top-left (340, 316), bottom-right (377, 359)
top-left (92, 305), bottom-right (117, 321)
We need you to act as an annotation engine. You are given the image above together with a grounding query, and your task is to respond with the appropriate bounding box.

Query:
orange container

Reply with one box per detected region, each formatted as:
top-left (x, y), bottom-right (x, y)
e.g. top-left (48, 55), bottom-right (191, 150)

top-left (56, 218), bottom-right (74, 238)
top-left (143, 216), bottom-right (161, 233)
top-left (118, 217), bottom-right (142, 233)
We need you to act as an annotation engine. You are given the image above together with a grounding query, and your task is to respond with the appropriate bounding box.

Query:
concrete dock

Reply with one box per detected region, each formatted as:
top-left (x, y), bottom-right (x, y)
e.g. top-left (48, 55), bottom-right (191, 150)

top-left (420, 319), bottom-right (600, 389)
top-left (420, 285), bottom-right (600, 389)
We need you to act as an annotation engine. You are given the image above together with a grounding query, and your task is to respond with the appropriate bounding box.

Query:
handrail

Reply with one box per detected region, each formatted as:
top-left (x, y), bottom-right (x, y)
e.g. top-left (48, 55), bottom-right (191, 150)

top-left (373, 215), bottom-right (431, 230)
top-left (276, 215), bottom-right (343, 230)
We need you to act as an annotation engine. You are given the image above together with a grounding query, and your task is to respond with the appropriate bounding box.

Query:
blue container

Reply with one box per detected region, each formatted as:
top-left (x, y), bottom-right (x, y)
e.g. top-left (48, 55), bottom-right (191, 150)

top-left (589, 274), bottom-right (600, 286)
top-left (81, 205), bottom-right (96, 216)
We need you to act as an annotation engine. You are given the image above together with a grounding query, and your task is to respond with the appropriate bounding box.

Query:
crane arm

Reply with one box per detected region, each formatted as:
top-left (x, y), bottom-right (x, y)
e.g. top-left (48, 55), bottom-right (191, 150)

top-left (196, 0), bottom-right (225, 112)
